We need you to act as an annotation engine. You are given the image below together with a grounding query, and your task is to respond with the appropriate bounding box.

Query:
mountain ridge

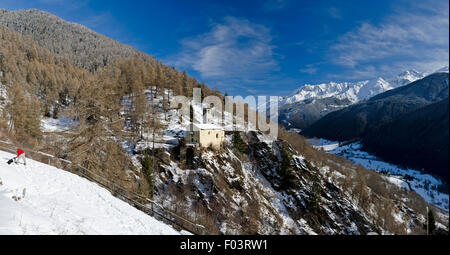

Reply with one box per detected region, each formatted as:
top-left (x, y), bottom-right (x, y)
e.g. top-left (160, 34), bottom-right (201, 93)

top-left (277, 69), bottom-right (428, 130)
top-left (0, 8), bottom-right (156, 71)
top-left (302, 72), bottom-right (449, 139)
top-left (283, 69), bottom-right (425, 105)
top-left (302, 72), bottom-right (449, 179)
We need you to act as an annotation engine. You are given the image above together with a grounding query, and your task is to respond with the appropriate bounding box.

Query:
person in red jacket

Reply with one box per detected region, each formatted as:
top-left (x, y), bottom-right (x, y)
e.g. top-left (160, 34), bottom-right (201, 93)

top-left (15, 149), bottom-right (26, 165)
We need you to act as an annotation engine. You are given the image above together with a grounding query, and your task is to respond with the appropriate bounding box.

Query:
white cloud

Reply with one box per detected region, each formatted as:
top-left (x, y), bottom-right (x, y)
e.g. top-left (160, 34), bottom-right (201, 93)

top-left (299, 64), bottom-right (318, 75)
top-left (170, 16), bottom-right (279, 82)
top-left (327, 7), bottom-right (342, 19)
top-left (330, 0), bottom-right (449, 78)
top-left (327, 65), bottom-right (377, 80)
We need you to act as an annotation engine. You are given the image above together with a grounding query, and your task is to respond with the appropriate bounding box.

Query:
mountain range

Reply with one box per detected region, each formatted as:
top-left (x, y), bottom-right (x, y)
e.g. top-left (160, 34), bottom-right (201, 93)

top-left (285, 70), bottom-right (425, 104)
top-left (279, 70), bottom-right (427, 130)
top-left (302, 71), bottom-right (449, 179)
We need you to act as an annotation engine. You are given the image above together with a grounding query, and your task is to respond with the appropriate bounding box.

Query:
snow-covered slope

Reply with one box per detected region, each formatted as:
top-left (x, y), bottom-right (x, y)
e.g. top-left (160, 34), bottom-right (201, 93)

top-left (0, 150), bottom-right (180, 235)
top-left (434, 66), bottom-right (449, 73)
top-left (283, 70), bottom-right (425, 105)
top-left (308, 139), bottom-right (449, 211)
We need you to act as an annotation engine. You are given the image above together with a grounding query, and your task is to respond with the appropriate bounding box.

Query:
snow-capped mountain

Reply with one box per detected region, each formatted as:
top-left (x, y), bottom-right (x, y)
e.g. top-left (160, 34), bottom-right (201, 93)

top-left (283, 70), bottom-right (425, 105)
top-left (277, 69), bottom-right (426, 130)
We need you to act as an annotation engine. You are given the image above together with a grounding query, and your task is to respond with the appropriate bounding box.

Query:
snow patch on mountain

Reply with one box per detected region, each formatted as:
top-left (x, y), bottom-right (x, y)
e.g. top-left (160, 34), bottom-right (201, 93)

top-left (41, 117), bottom-right (79, 132)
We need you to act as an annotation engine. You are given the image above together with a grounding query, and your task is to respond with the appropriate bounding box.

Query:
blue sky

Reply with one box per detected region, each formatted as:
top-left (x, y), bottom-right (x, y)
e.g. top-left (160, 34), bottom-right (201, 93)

top-left (1, 0), bottom-right (448, 96)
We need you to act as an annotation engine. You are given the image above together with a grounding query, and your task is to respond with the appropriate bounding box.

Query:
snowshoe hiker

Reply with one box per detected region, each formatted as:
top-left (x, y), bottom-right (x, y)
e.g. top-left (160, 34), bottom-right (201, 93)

top-left (14, 149), bottom-right (26, 165)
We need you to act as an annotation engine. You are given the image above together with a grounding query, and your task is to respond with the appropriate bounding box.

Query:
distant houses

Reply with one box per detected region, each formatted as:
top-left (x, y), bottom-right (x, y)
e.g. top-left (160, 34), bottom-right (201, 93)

top-left (186, 123), bottom-right (225, 149)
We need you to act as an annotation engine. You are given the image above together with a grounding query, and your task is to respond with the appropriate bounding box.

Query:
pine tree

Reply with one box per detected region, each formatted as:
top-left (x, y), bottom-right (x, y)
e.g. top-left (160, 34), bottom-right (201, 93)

top-left (308, 180), bottom-right (322, 213)
top-left (141, 153), bottom-right (154, 197)
top-left (23, 96), bottom-right (42, 139)
top-left (280, 142), bottom-right (293, 177)
top-left (7, 83), bottom-right (27, 131)
top-left (6, 83), bottom-right (42, 141)
top-left (279, 141), bottom-right (297, 188)
top-left (232, 131), bottom-right (245, 153)
top-left (427, 208), bottom-right (436, 234)
top-left (129, 90), bottom-right (146, 138)
top-left (182, 70), bottom-right (189, 96)
top-left (156, 62), bottom-right (166, 92)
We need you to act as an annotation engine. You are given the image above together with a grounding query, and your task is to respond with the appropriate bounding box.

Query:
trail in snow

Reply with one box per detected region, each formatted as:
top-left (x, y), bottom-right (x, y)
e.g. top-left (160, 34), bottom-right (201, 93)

top-left (0, 150), bottom-right (180, 235)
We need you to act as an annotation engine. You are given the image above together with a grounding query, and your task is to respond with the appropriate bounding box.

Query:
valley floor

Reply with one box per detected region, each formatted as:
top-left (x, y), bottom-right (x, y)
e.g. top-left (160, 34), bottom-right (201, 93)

top-left (308, 138), bottom-right (449, 211)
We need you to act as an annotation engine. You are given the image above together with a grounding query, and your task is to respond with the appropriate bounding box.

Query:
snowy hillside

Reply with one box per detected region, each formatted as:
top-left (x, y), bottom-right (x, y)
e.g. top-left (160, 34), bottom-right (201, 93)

top-left (308, 139), bottom-right (449, 211)
top-left (283, 70), bottom-right (425, 105)
top-left (0, 150), bottom-right (181, 235)
top-left (114, 90), bottom-right (450, 234)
